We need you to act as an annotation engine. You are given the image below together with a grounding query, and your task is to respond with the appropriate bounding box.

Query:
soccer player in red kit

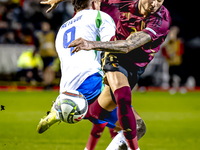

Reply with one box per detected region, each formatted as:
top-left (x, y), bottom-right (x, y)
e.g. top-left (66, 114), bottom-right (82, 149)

top-left (69, 0), bottom-right (171, 149)
top-left (40, 0), bottom-right (170, 149)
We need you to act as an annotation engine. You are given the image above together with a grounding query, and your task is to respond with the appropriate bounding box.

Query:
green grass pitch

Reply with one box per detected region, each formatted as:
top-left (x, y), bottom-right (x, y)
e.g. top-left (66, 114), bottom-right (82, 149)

top-left (0, 91), bottom-right (200, 150)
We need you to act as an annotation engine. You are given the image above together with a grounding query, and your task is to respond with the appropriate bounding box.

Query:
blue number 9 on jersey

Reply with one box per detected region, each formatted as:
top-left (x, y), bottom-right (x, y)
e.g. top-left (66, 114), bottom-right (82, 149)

top-left (63, 26), bottom-right (76, 56)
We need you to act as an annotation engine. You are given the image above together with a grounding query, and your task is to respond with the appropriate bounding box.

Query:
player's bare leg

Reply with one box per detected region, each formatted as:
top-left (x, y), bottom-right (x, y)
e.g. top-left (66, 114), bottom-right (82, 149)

top-left (105, 71), bottom-right (139, 150)
top-left (89, 83), bottom-right (146, 144)
top-left (89, 73), bottom-right (139, 150)
top-left (98, 85), bottom-right (116, 111)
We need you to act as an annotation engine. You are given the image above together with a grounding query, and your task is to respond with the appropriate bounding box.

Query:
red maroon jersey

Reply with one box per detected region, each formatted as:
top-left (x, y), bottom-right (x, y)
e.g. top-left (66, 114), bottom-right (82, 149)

top-left (101, 0), bottom-right (171, 67)
top-left (101, 0), bottom-right (133, 25)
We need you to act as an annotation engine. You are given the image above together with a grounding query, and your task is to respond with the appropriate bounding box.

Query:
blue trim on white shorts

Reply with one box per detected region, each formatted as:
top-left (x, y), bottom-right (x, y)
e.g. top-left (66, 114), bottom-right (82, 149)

top-left (77, 72), bottom-right (118, 129)
top-left (77, 72), bottom-right (103, 104)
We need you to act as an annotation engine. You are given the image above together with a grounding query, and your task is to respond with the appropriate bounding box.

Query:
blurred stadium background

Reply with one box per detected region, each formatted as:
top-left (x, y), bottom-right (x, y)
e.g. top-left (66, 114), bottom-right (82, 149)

top-left (0, 0), bottom-right (200, 150)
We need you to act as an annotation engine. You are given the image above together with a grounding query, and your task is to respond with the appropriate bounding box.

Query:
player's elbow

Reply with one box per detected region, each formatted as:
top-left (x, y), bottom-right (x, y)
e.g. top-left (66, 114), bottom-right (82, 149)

top-left (122, 43), bottom-right (130, 54)
top-left (124, 46), bottom-right (132, 54)
top-left (119, 49), bottom-right (128, 54)
top-left (123, 49), bottom-right (129, 54)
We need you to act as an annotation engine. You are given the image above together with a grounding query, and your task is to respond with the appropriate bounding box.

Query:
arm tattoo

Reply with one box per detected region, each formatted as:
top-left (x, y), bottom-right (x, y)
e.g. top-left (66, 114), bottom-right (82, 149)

top-left (90, 31), bottom-right (152, 53)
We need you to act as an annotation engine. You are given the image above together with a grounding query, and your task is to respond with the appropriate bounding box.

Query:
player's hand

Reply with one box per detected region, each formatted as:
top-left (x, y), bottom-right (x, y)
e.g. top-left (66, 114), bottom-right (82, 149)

top-left (40, 0), bottom-right (62, 13)
top-left (68, 37), bottom-right (94, 53)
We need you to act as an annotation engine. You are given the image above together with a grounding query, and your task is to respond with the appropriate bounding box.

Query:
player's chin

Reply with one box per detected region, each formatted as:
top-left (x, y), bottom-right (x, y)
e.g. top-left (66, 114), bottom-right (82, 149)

top-left (149, 10), bottom-right (155, 14)
top-left (147, 8), bottom-right (157, 14)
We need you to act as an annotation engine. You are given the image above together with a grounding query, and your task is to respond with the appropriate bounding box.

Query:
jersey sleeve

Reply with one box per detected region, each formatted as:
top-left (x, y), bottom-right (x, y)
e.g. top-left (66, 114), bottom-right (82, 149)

top-left (143, 11), bottom-right (171, 42)
top-left (98, 11), bottom-right (116, 42)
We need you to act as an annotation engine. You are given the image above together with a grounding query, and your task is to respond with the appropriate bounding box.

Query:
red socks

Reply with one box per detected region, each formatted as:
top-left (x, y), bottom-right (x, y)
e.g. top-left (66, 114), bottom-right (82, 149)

top-left (109, 128), bottom-right (118, 139)
top-left (87, 98), bottom-right (109, 120)
top-left (114, 86), bottom-right (138, 149)
top-left (86, 86), bottom-right (138, 150)
top-left (126, 136), bottom-right (139, 150)
top-left (86, 123), bottom-right (107, 150)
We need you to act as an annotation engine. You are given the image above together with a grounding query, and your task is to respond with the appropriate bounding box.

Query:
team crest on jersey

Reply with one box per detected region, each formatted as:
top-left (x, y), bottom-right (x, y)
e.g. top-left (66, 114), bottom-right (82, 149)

top-left (112, 63), bottom-right (117, 68)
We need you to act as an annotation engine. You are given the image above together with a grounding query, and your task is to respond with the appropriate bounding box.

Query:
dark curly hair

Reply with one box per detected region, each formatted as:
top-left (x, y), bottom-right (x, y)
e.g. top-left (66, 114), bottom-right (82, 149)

top-left (72, 0), bottom-right (91, 12)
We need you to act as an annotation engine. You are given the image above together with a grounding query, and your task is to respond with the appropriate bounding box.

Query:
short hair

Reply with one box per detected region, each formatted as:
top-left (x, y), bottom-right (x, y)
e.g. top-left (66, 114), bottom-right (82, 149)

top-left (72, 0), bottom-right (91, 12)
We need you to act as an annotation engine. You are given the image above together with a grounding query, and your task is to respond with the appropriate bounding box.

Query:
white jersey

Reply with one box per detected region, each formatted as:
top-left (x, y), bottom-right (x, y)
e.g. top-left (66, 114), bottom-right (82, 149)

top-left (56, 9), bottom-right (116, 93)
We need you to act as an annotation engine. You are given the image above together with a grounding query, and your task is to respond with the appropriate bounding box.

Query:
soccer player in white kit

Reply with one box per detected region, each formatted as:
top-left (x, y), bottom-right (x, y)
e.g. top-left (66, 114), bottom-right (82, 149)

top-left (37, 0), bottom-right (120, 150)
top-left (56, 9), bottom-right (115, 96)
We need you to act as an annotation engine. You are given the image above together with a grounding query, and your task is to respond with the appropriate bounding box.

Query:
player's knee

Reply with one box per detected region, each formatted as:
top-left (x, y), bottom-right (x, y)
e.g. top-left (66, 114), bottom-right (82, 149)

top-left (107, 72), bottom-right (129, 92)
top-left (112, 80), bottom-right (124, 91)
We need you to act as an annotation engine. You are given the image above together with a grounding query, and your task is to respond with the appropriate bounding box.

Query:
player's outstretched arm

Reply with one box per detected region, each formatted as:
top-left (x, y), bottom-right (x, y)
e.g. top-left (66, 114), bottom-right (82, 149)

top-left (69, 31), bottom-right (152, 54)
top-left (40, 0), bottom-right (66, 13)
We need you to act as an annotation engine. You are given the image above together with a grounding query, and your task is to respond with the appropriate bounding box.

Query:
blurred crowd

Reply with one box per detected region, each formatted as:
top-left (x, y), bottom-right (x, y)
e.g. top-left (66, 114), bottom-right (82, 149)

top-left (0, 0), bottom-right (74, 89)
top-left (0, 0), bottom-right (198, 92)
top-left (0, 0), bottom-right (73, 44)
